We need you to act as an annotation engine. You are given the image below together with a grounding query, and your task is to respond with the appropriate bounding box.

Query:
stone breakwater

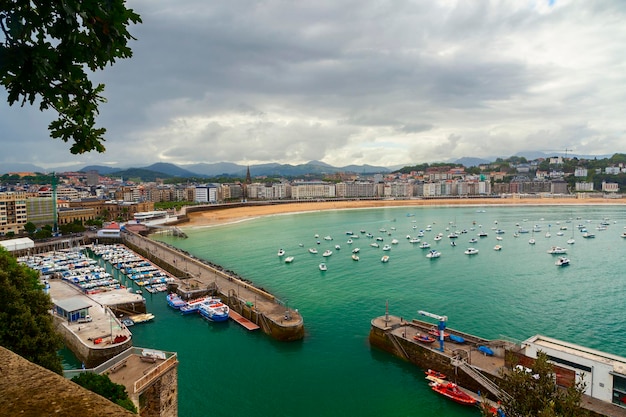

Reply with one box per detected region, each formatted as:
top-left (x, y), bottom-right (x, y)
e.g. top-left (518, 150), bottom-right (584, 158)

top-left (122, 231), bottom-right (305, 341)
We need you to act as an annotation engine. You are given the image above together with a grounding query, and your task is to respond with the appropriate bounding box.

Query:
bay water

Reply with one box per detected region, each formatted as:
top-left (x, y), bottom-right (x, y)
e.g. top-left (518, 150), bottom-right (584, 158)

top-left (84, 205), bottom-right (626, 416)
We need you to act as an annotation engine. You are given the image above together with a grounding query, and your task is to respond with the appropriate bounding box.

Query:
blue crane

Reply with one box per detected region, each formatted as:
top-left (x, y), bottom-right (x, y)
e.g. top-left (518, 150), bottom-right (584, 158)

top-left (418, 310), bottom-right (447, 352)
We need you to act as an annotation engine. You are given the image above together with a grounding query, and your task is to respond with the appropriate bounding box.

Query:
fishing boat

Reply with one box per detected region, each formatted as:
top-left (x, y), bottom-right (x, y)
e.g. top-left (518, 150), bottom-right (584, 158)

top-left (430, 382), bottom-right (477, 406)
top-left (166, 293), bottom-right (187, 310)
top-left (555, 256), bottom-right (570, 267)
top-left (198, 298), bottom-right (230, 322)
top-left (319, 262), bottom-right (327, 271)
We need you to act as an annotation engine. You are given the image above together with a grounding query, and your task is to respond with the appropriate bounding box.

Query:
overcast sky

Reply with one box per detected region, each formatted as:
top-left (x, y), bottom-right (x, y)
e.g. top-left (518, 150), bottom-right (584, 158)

top-left (2, 0), bottom-right (625, 170)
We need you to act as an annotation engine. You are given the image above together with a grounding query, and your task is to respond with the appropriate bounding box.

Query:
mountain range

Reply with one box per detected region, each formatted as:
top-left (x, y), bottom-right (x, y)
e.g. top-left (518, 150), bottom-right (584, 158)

top-left (0, 151), bottom-right (613, 179)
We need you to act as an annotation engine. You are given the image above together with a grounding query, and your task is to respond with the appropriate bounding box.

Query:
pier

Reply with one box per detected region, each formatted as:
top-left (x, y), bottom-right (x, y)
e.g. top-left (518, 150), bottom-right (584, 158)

top-left (369, 314), bottom-right (626, 417)
top-left (122, 230), bottom-right (304, 341)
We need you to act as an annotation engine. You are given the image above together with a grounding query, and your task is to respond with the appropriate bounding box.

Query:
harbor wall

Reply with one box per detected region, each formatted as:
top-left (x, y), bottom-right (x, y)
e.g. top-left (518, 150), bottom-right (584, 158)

top-left (368, 322), bottom-right (493, 395)
top-left (54, 316), bottom-right (132, 368)
top-left (134, 363), bottom-right (178, 417)
top-left (123, 232), bottom-right (305, 341)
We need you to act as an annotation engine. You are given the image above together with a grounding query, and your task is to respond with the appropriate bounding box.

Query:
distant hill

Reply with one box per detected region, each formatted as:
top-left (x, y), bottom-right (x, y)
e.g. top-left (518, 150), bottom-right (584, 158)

top-left (109, 168), bottom-right (174, 182)
top-left (141, 163), bottom-right (203, 178)
top-left (80, 165), bottom-right (123, 175)
top-left (454, 157), bottom-right (491, 167)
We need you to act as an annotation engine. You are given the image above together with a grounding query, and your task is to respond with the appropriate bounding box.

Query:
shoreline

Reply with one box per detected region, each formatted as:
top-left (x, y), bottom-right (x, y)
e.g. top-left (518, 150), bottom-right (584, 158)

top-left (183, 197), bottom-right (625, 228)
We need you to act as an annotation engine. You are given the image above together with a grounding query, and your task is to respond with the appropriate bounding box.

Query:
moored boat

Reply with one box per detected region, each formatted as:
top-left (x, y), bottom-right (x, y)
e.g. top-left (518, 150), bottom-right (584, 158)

top-left (555, 256), bottom-right (570, 267)
top-left (277, 248), bottom-right (285, 257)
top-left (430, 382), bottom-right (477, 406)
top-left (381, 255), bottom-right (390, 263)
top-left (426, 249), bottom-right (441, 259)
top-left (166, 293), bottom-right (187, 309)
top-left (351, 254), bottom-right (359, 261)
top-left (322, 250), bottom-right (333, 257)
top-left (464, 247), bottom-right (479, 255)
top-left (285, 256), bottom-right (295, 263)
top-left (198, 298), bottom-right (230, 322)
top-left (319, 262), bottom-right (327, 271)
top-left (309, 248), bottom-right (318, 254)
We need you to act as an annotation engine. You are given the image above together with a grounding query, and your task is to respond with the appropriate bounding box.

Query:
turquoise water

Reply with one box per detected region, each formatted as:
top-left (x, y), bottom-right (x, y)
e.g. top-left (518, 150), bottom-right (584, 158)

top-left (134, 205), bottom-right (625, 416)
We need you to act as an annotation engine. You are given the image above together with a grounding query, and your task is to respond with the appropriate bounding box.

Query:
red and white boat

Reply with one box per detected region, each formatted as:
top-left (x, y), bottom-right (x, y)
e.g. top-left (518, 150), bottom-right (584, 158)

top-left (425, 369), bottom-right (447, 384)
top-left (413, 333), bottom-right (435, 343)
top-left (430, 382), bottom-right (477, 406)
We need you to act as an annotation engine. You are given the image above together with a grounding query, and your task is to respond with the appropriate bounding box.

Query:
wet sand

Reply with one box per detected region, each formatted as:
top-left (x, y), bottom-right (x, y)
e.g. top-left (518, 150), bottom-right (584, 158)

top-left (184, 197), bottom-right (624, 228)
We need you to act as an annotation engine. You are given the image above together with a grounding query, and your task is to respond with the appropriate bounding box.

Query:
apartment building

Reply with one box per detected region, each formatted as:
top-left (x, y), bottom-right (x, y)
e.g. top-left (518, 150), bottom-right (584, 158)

top-left (0, 192), bottom-right (28, 236)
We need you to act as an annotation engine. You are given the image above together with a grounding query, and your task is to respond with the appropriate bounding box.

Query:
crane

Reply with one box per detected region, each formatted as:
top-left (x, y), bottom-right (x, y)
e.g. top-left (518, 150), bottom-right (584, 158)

top-left (418, 310), bottom-right (447, 352)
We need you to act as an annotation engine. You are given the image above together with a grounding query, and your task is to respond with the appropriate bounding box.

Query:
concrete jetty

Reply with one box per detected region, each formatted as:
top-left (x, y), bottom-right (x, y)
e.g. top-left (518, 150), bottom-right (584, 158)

top-left (369, 314), bottom-right (626, 417)
top-left (122, 230), bottom-right (305, 341)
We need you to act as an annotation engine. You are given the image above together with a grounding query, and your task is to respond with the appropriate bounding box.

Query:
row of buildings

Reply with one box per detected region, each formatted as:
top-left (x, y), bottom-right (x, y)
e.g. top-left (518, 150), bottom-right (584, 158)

top-left (1, 164), bottom-right (622, 236)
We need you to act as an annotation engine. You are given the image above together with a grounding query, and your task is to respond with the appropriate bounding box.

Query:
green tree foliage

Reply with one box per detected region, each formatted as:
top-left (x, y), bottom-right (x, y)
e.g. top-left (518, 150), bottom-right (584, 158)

top-left (0, 1), bottom-right (141, 154)
top-left (492, 351), bottom-right (588, 417)
top-left (0, 247), bottom-right (63, 374)
top-left (71, 372), bottom-right (137, 413)
top-left (23, 221), bottom-right (37, 235)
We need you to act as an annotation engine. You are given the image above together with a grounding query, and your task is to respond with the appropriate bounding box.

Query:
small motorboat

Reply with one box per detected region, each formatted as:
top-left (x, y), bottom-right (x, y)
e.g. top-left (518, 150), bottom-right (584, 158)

top-left (430, 382), bottom-right (477, 406)
top-left (547, 246), bottom-right (567, 254)
top-left (284, 256), bottom-right (295, 263)
top-left (351, 254), bottom-right (359, 261)
top-left (419, 242), bottom-right (431, 249)
top-left (380, 255), bottom-right (390, 263)
top-left (382, 244), bottom-right (391, 251)
top-left (277, 249), bottom-right (285, 257)
top-left (319, 263), bottom-right (327, 271)
top-left (425, 369), bottom-right (447, 384)
top-left (322, 250), bottom-right (333, 257)
top-left (493, 245), bottom-right (502, 251)
top-left (468, 237), bottom-right (478, 243)
top-left (335, 244), bottom-right (341, 250)
top-left (370, 242), bottom-right (379, 248)
top-left (413, 333), bottom-right (435, 343)
top-left (464, 247), bottom-right (479, 255)
top-left (352, 247), bottom-right (360, 253)
top-left (309, 248), bottom-right (318, 254)
top-left (555, 256), bottom-right (570, 267)
top-left (426, 250), bottom-right (441, 259)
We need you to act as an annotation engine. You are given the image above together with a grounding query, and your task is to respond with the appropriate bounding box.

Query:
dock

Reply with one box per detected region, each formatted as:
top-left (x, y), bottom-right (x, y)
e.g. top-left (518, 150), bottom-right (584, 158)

top-left (229, 310), bottom-right (260, 331)
top-left (122, 231), bottom-right (305, 341)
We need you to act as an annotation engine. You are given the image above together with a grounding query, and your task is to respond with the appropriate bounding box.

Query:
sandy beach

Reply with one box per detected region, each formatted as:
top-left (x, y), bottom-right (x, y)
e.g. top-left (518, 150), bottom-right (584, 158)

top-left (184, 197), bottom-right (624, 228)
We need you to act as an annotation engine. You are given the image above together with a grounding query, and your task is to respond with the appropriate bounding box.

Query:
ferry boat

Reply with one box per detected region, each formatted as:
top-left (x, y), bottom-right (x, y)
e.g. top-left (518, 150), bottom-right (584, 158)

top-left (198, 298), bottom-right (230, 322)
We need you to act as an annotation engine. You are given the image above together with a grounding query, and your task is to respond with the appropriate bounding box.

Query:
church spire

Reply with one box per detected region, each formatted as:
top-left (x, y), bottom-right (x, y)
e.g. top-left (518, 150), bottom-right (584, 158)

top-left (245, 165), bottom-right (252, 184)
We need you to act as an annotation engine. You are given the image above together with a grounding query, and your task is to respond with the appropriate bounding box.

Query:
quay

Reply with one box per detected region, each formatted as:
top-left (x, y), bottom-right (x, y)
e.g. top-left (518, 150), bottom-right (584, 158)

top-left (122, 230), bottom-right (305, 341)
top-left (49, 279), bottom-right (143, 367)
top-left (369, 314), bottom-right (626, 417)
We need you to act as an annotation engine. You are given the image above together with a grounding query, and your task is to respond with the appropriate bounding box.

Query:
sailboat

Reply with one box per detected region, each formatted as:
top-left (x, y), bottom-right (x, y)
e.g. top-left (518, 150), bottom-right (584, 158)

top-left (567, 225), bottom-right (575, 245)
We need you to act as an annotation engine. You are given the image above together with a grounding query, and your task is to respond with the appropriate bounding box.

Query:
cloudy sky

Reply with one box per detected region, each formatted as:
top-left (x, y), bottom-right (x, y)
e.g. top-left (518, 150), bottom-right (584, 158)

top-left (2, 0), bottom-right (625, 170)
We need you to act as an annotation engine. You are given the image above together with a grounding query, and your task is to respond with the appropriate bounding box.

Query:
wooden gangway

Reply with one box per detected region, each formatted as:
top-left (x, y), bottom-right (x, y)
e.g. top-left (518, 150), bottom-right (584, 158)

top-left (229, 310), bottom-right (260, 331)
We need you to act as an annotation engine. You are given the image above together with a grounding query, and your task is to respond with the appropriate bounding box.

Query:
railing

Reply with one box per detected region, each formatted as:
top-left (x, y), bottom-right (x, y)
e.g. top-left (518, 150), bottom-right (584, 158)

top-left (452, 357), bottom-right (512, 402)
top-left (133, 355), bottom-right (178, 393)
